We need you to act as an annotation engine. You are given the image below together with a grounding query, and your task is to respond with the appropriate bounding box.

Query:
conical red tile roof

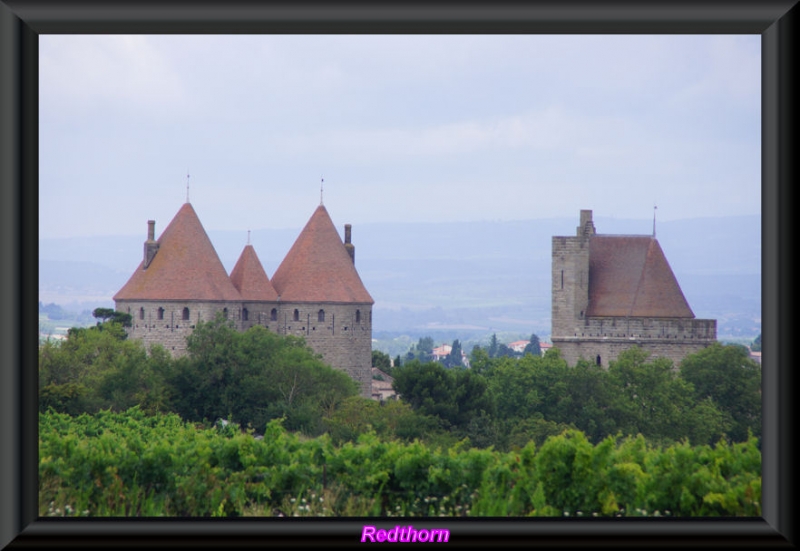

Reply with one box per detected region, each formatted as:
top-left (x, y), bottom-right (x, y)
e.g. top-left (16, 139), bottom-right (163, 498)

top-left (586, 235), bottom-right (694, 318)
top-left (230, 244), bottom-right (279, 301)
top-left (271, 205), bottom-right (374, 304)
top-left (114, 203), bottom-right (242, 302)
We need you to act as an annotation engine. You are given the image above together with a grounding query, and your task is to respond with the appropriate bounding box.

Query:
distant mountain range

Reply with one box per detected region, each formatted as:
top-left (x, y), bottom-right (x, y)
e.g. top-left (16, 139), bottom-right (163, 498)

top-left (39, 215), bottom-right (761, 340)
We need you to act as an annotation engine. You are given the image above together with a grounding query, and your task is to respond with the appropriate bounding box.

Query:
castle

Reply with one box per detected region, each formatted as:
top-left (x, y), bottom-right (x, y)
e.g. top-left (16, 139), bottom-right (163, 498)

top-left (113, 200), bottom-right (374, 398)
top-left (551, 209), bottom-right (716, 368)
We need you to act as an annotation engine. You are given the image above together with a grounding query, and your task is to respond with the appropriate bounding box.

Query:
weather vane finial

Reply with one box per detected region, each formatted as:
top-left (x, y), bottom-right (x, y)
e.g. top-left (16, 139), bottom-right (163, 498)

top-left (186, 171), bottom-right (190, 203)
top-left (320, 177), bottom-right (324, 205)
top-left (653, 204), bottom-right (658, 237)
top-left (247, 229), bottom-right (251, 245)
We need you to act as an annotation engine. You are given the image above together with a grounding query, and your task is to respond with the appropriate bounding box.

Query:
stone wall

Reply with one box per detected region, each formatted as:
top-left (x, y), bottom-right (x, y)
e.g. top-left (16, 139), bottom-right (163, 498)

top-left (560, 316), bottom-right (717, 340)
top-left (551, 234), bottom-right (591, 338)
top-left (116, 298), bottom-right (374, 399)
top-left (117, 299), bottom-right (242, 355)
top-left (275, 302), bottom-right (373, 399)
top-left (552, 335), bottom-right (716, 369)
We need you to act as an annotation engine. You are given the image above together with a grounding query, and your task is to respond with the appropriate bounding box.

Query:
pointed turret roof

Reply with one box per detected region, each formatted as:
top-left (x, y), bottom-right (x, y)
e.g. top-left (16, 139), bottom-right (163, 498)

top-left (230, 244), bottom-right (279, 301)
top-left (271, 205), bottom-right (374, 304)
top-left (114, 203), bottom-right (242, 302)
top-left (586, 235), bottom-right (694, 318)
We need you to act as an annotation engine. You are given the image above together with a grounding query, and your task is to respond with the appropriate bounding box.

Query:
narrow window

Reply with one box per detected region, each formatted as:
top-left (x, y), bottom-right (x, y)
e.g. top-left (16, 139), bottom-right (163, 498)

top-left (182, 307), bottom-right (190, 321)
top-left (242, 308), bottom-right (249, 321)
top-left (139, 307), bottom-right (145, 320)
top-left (561, 270), bottom-right (564, 289)
top-left (293, 309), bottom-right (300, 322)
top-left (157, 307), bottom-right (164, 320)
top-left (223, 308), bottom-right (228, 318)
top-left (596, 355), bottom-right (602, 366)
top-left (271, 308), bottom-right (278, 321)
top-left (356, 309), bottom-right (361, 323)
top-left (318, 309), bottom-right (325, 322)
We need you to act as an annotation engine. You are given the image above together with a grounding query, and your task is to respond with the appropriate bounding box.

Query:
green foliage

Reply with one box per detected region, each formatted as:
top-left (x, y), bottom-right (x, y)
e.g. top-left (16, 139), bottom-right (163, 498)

top-left (680, 343), bottom-right (762, 443)
top-left (92, 308), bottom-right (133, 328)
top-left (170, 314), bottom-right (359, 434)
top-left (446, 339), bottom-right (463, 368)
top-left (404, 336), bottom-right (434, 363)
top-left (523, 333), bottom-right (541, 356)
top-left (39, 409), bottom-right (761, 518)
top-left (392, 361), bottom-right (492, 432)
top-left (322, 396), bottom-right (442, 445)
top-left (751, 333), bottom-right (761, 352)
top-left (38, 323), bottom-right (160, 415)
top-left (371, 350), bottom-right (392, 372)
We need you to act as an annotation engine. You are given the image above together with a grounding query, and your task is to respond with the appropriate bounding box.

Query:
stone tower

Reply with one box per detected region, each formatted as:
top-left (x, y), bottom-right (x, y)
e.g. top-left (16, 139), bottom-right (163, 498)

top-left (114, 201), bottom-right (375, 398)
top-left (551, 209), bottom-right (716, 368)
top-left (113, 202), bottom-right (243, 355)
top-left (270, 205), bottom-right (374, 398)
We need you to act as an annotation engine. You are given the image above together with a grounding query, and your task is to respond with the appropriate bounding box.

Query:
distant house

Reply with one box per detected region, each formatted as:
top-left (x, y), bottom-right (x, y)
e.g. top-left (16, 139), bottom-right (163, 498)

top-left (508, 340), bottom-right (529, 354)
top-left (371, 367), bottom-right (397, 401)
top-left (539, 342), bottom-right (553, 355)
top-left (748, 349), bottom-right (762, 365)
top-left (431, 344), bottom-right (452, 361)
top-left (430, 344), bottom-right (470, 368)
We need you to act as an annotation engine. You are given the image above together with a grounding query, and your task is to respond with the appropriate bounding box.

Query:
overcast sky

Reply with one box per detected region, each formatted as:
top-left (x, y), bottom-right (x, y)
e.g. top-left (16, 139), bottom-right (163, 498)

top-left (39, 34), bottom-right (760, 240)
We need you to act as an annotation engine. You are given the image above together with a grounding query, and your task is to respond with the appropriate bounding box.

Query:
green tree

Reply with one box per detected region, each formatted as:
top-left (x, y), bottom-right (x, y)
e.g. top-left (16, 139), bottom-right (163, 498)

top-left (92, 307), bottom-right (133, 328)
top-left (392, 360), bottom-right (492, 434)
top-left (487, 333), bottom-right (499, 358)
top-left (679, 342), bottom-right (761, 442)
top-left (372, 350), bottom-right (392, 372)
top-left (39, 322), bottom-right (153, 415)
top-left (470, 346), bottom-right (491, 375)
top-left (447, 339), bottom-right (463, 368)
top-left (404, 336), bottom-right (434, 363)
top-left (751, 333), bottom-right (761, 352)
top-left (606, 347), bottom-right (728, 445)
top-left (523, 333), bottom-right (541, 356)
top-left (168, 314), bottom-right (359, 435)
top-left (392, 361), bottom-right (458, 426)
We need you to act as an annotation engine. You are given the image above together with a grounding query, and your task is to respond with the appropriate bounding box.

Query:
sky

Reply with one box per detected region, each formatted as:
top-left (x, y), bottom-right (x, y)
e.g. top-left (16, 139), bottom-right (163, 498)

top-left (39, 34), bottom-right (761, 240)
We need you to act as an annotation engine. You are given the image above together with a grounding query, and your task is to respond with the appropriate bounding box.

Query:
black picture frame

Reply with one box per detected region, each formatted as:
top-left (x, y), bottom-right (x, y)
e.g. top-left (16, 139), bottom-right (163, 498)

top-left (1, 1), bottom-right (795, 548)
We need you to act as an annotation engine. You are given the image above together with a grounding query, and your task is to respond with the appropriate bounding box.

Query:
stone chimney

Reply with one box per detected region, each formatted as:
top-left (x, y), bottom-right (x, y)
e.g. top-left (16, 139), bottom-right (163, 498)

top-left (577, 209), bottom-right (596, 238)
top-left (143, 220), bottom-right (160, 269)
top-left (344, 224), bottom-right (355, 264)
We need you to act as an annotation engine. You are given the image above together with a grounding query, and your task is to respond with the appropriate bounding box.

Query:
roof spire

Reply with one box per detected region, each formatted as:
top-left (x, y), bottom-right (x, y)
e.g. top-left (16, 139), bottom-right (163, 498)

top-left (247, 229), bottom-right (251, 245)
top-left (186, 171), bottom-right (190, 203)
top-left (320, 177), bottom-right (324, 205)
top-left (653, 204), bottom-right (657, 237)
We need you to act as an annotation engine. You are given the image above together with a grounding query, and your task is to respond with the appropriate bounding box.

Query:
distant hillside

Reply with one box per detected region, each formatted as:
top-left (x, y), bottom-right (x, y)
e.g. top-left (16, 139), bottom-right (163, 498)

top-left (39, 215), bottom-right (761, 338)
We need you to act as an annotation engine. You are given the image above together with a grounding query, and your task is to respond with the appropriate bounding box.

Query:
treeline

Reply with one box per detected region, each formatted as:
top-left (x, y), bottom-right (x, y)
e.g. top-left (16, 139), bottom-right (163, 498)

top-left (39, 313), bottom-right (360, 435)
top-left (39, 407), bottom-right (761, 518)
top-left (384, 345), bottom-right (761, 451)
top-left (39, 312), bottom-right (761, 452)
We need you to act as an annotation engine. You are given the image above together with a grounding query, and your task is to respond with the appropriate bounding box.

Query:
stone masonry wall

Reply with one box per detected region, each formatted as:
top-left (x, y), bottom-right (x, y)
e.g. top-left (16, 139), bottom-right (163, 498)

top-left (117, 298), bottom-right (374, 399)
top-left (553, 335), bottom-right (716, 369)
top-left (118, 299), bottom-right (242, 355)
top-left (552, 234), bottom-right (590, 337)
top-left (273, 302), bottom-right (373, 399)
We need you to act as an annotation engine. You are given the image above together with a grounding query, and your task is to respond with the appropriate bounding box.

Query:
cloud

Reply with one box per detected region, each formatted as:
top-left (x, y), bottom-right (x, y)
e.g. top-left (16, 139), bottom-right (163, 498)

top-left (40, 35), bottom-right (187, 115)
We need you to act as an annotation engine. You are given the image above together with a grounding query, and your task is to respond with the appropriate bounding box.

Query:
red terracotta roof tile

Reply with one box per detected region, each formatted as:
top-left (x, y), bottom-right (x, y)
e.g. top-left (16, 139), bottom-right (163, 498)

top-left (271, 205), bottom-right (374, 304)
top-left (230, 244), bottom-right (279, 301)
top-left (113, 203), bottom-right (242, 302)
top-left (586, 235), bottom-right (694, 318)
